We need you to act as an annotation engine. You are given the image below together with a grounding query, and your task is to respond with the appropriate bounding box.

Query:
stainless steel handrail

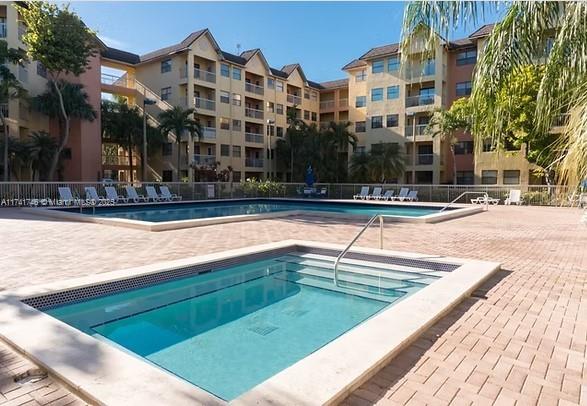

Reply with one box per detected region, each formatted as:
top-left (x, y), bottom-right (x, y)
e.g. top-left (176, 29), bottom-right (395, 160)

top-left (439, 191), bottom-right (489, 212)
top-left (333, 214), bottom-right (385, 285)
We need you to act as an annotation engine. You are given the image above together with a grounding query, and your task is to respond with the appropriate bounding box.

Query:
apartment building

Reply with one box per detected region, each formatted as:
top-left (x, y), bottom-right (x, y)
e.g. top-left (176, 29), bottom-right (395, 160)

top-left (101, 29), bottom-right (321, 182)
top-left (0, 1), bottom-right (102, 182)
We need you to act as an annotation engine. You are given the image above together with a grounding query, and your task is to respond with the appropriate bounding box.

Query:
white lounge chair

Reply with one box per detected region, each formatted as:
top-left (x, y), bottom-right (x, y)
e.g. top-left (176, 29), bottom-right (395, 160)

top-left (391, 188), bottom-right (409, 201)
top-left (58, 187), bottom-right (76, 206)
top-left (471, 196), bottom-right (500, 205)
top-left (319, 188), bottom-right (328, 198)
top-left (504, 189), bottom-right (523, 205)
top-left (105, 186), bottom-right (128, 204)
top-left (84, 186), bottom-right (109, 205)
top-left (160, 186), bottom-right (182, 201)
top-left (367, 187), bottom-right (383, 200)
top-left (378, 190), bottom-right (394, 201)
top-left (125, 186), bottom-right (148, 203)
top-left (145, 186), bottom-right (163, 202)
top-left (404, 190), bottom-right (418, 202)
top-left (353, 186), bottom-right (369, 200)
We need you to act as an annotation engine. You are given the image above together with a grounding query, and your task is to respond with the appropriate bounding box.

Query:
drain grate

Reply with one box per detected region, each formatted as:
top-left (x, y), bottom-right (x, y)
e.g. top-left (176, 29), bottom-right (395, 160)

top-left (247, 323), bottom-right (279, 336)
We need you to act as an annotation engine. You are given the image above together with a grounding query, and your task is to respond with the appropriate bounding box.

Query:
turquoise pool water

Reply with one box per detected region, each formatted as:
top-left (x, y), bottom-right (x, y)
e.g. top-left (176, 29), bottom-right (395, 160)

top-left (46, 253), bottom-right (433, 400)
top-left (67, 199), bottom-right (441, 222)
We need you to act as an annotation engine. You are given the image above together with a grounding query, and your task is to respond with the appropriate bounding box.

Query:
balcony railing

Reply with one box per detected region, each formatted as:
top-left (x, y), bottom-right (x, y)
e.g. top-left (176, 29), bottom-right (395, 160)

top-left (406, 94), bottom-right (435, 108)
top-left (287, 94), bottom-right (302, 105)
top-left (194, 68), bottom-right (216, 83)
top-left (0, 23), bottom-right (6, 38)
top-left (339, 98), bottom-right (348, 108)
top-left (194, 97), bottom-right (216, 111)
top-left (245, 132), bottom-right (264, 144)
top-left (319, 100), bottom-right (335, 110)
top-left (245, 107), bottom-right (264, 120)
top-left (407, 154), bottom-right (435, 166)
top-left (406, 63), bottom-right (436, 79)
top-left (245, 158), bottom-right (264, 168)
top-left (193, 154), bottom-right (217, 166)
top-left (102, 155), bottom-right (139, 166)
top-left (404, 124), bottom-right (429, 137)
top-left (245, 82), bottom-right (264, 96)
top-left (200, 127), bottom-right (216, 140)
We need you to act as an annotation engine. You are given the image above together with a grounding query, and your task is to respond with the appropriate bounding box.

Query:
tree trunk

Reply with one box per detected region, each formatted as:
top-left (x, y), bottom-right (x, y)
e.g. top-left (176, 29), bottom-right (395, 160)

top-left (48, 80), bottom-right (69, 181)
top-left (1, 113), bottom-right (8, 181)
top-left (177, 141), bottom-right (181, 182)
top-left (290, 147), bottom-right (294, 182)
top-left (128, 135), bottom-right (134, 183)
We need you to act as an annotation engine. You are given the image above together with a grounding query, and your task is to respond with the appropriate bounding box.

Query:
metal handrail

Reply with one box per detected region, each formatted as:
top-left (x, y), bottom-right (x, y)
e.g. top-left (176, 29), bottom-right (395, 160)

top-left (333, 214), bottom-right (385, 285)
top-left (439, 191), bottom-right (489, 212)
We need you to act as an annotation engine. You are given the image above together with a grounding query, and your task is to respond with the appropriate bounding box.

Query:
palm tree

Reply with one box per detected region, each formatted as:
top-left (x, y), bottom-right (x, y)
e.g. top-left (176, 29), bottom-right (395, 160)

top-left (402, 1), bottom-right (587, 186)
top-left (28, 131), bottom-right (57, 181)
top-left (349, 151), bottom-right (370, 183)
top-left (0, 137), bottom-right (29, 181)
top-left (32, 80), bottom-right (96, 180)
top-left (158, 106), bottom-right (202, 182)
top-left (284, 106), bottom-right (306, 181)
top-left (0, 41), bottom-right (27, 181)
top-left (368, 143), bottom-right (405, 183)
top-left (327, 121), bottom-right (357, 182)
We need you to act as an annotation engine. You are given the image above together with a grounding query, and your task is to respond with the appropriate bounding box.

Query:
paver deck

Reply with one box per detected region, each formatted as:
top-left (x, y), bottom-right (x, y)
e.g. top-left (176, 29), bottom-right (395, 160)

top-left (0, 205), bottom-right (585, 405)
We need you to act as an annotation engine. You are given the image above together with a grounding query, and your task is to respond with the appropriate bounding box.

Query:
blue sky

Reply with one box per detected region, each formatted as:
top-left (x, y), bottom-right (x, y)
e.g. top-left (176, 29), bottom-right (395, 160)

top-left (72, 1), bottom-right (501, 83)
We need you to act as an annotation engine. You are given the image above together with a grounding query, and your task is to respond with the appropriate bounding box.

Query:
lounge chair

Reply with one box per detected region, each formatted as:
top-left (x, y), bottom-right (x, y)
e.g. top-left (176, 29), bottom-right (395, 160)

top-left (378, 190), bottom-right (394, 201)
top-left (160, 186), bottom-right (182, 201)
top-left (84, 186), bottom-right (109, 205)
top-left (471, 196), bottom-right (500, 205)
top-left (58, 187), bottom-right (76, 206)
top-left (125, 186), bottom-right (148, 203)
top-left (145, 186), bottom-right (163, 202)
top-left (319, 188), bottom-right (328, 198)
top-left (504, 189), bottom-right (523, 205)
top-left (390, 188), bottom-right (409, 201)
top-left (367, 187), bottom-right (383, 200)
top-left (404, 190), bottom-right (418, 202)
top-left (105, 186), bottom-right (128, 204)
top-left (303, 187), bottom-right (315, 197)
top-left (353, 186), bottom-right (369, 200)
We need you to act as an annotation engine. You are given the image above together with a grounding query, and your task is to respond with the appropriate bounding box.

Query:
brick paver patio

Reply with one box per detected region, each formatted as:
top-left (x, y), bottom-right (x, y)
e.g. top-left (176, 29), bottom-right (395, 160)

top-left (0, 206), bottom-right (585, 405)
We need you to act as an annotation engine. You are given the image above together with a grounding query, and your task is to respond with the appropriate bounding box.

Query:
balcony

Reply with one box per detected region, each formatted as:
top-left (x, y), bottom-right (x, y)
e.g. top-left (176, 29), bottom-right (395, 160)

top-left (287, 94), bottom-right (302, 105)
top-left (405, 63), bottom-right (436, 80)
top-left (194, 68), bottom-right (216, 84)
top-left (339, 98), bottom-right (348, 108)
top-left (102, 155), bottom-right (139, 166)
top-left (200, 127), bottom-right (216, 140)
top-left (17, 22), bottom-right (26, 41)
top-left (245, 107), bottom-right (264, 120)
top-left (406, 154), bottom-right (435, 166)
top-left (245, 158), bottom-right (264, 168)
top-left (406, 95), bottom-right (435, 108)
top-left (245, 82), bottom-right (264, 96)
top-left (193, 154), bottom-right (217, 166)
top-left (245, 132), bottom-right (264, 144)
top-left (319, 100), bottom-right (335, 111)
top-left (0, 23), bottom-right (6, 38)
top-left (404, 124), bottom-right (429, 137)
top-left (194, 97), bottom-right (216, 112)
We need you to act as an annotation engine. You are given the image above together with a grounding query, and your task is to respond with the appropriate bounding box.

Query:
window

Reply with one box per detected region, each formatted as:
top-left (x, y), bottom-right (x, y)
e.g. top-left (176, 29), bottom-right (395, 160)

top-left (387, 56), bottom-right (399, 72)
top-left (355, 121), bottom-right (366, 132)
top-left (36, 62), bottom-right (47, 78)
top-left (503, 170), bottom-right (520, 185)
top-left (232, 93), bottom-right (241, 106)
top-left (0, 17), bottom-right (6, 38)
top-left (386, 114), bottom-right (399, 127)
top-left (276, 81), bottom-right (284, 92)
top-left (160, 87), bottom-right (171, 101)
top-left (266, 102), bottom-right (275, 113)
top-left (161, 59), bottom-right (172, 73)
top-left (220, 117), bottom-right (230, 130)
top-left (355, 96), bottom-right (366, 108)
top-left (371, 116), bottom-right (383, 129)
top-left (304, 91), bottom-right (310, 100)
top-left (276, 127), bottom-right (284, 137)
top-left (220, 144), bottom-right (230, 156)
top-left (232, 145), bottom-right (241, 158)
top-left (454, 141), bottom-right (474, 154)
top-left (232, 119), bottom-right (241, 131)
top-left (371, 88), bottom-right (383, 102)
top-left (481, 170), bottom-right (498, 185)
top-left (232, 67), bottom-right (241, 80)
top-left (372, 60), bottom-right (384, 74)
top-left (311, 92), bottom-right (318, 101)
top-left (355, 69), bottom-right (367, 82)
top-left (311, 112), bottom-right (317, 121)
top-left (456, 49), bottom-right (477, 66)
top-left (220, 90), bottom-right (230, 104)
top-left (220, 63), bottom-right (230, 77)
top-left (456, 171), bottom-right (475, 185)
top-left (268, 125), bottom-right (275, 136)
top-left (276, 104), bottom-right (284, 114)
top-left (162, 143), bottom-right (173, 156)
top-left (387, 85), bottom-right (399, 99)
top-left (304, 110), bottom-right (310, 120)
top-left (267, 78), bottom-right (275, 89)
top-left (456, 81), bottom-right (472, 97)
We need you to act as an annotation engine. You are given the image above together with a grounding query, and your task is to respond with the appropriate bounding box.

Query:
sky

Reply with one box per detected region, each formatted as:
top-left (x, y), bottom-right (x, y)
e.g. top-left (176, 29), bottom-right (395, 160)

top-left (71, 1), bottom-right (502, 83)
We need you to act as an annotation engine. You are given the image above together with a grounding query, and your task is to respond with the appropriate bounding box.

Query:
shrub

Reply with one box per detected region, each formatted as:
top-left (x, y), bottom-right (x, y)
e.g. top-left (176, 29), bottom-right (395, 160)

top-left (241, 178), bottom-right (285, 197)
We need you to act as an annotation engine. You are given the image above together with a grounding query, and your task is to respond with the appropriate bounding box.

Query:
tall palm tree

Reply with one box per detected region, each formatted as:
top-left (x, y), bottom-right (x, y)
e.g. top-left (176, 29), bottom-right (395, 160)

top-left (349, 151), bottom-right (370, 183)
top-left (32, 80), bottom-right (96, 180)
top-left (0, 41), bottom-right (27, 181)
top-left (402, 1), bottom-right (587, 186)
top-left (284, 106), bottom-right (306, 181)
top-left (158, 106), bottom-right (202, 182)
top-left (0, 137), bottom-right (29, 181)
top-left (327, 121), bottom-right (357, 182)
top-left (368, 143), bottom-right (405, 183)
top-left (28, 131), bottom-right (57, 181)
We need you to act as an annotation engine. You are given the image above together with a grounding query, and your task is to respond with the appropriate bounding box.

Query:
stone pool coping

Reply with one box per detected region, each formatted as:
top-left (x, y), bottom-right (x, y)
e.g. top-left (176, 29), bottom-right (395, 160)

top-left (0, 240), bottom-right (500, 405)
top-left (21, 198), bottom-right (484, 231)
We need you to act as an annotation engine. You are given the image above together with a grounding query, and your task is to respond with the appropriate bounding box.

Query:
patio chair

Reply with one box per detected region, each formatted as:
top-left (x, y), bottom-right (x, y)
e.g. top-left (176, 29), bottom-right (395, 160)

top-left (319, 188), bottom-right (328, 198)
top-left (303, 187), bottom-right (315, 197)
top-left (378, 190), bottom-right (395, 201)
top-left (160, 186), bottom-right (182, 201)
top-left (471, 196), bottom-right (500, 205)
top-left (125, 186), bottom-right (148, 203)
top-left (367, 187), bottom-right (383, 200)
top-left (404, 190), bottom-right (419, 202)
top-left (504, 189), bottom-right (523, 205)
top-left (353, 186), bottom-right (369, 200)
top-left (58, 187), bottom-right (76, 206)
top-left (104, 186), bottom-right (128, 204)
top-left (390, 188), bottom-right (409, 201)
top-left (145, 186), bottom-right (164, 202)
top-left (84, 187), bottom-right (109, 205)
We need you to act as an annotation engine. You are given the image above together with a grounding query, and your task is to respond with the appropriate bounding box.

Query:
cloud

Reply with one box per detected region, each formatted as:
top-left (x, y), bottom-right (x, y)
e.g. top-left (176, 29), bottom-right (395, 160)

top-left (98, 35), bottom-right (127, 49)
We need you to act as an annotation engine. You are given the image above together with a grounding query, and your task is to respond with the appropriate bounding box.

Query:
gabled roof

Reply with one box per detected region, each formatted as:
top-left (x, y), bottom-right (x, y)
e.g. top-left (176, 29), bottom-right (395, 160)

top-left (269, 67), bottom-right (288, 79)
top-left (342, 59), bottom-right (367, 71)
top-left (102, 47), bottom-right (141, 65)
top-left (220, 51), bottom-right (247, 65)
top-left (359, 42), bottom-right (400, 60)
top-left (447, 38), bottom-right (476, 50)
top-left (240, 48), bottom-right (259, 61)
top-left (139, 29), bottom-right (219, 63)
top-left (469, 23), bottom-right (495, 39)
top-left (319, 78), bottom-right (348, 90)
